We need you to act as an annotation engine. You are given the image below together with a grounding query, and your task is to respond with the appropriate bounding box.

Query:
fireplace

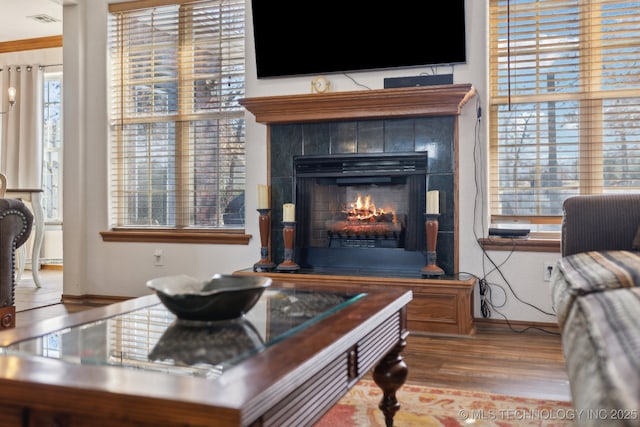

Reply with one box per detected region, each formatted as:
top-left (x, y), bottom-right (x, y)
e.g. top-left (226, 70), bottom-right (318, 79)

top-left (294, 152), bottom-right (427, 274)
top-left (239, 85), bottom-right (478, 335)
top-left (239, 85), bottom-right (478, 278)
top-left (263, 114), bottom-right (458, 277)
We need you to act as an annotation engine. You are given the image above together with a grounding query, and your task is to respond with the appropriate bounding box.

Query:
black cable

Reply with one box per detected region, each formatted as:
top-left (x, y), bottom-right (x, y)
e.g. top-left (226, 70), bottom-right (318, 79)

top-left (481, 244), bottom-right (557, 317)
top-left (469, 273), bottom-right (559, 335)
top-left (487, 304), bottom-right (560, 336)
top-left (342, 73), bottom-right (371, 90)
top-left (469, 92), bottom-right (558, 333)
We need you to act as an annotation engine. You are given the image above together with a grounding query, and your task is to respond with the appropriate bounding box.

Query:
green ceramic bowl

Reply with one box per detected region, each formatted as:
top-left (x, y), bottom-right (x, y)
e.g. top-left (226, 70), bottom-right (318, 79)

top-left (146, 274), bottom-right (272, 322)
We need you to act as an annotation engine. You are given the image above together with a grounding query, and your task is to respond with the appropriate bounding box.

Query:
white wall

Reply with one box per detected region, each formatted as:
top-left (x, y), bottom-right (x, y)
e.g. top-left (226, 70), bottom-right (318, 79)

top-left (0, 48), bottom-right (62, 67)
top-left (63, 0), bottom-right (562, 323)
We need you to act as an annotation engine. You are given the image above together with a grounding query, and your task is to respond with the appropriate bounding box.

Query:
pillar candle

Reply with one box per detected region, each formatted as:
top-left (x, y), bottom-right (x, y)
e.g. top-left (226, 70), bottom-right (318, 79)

top-left (283, 203), bottom-right (295, 222)
top-left (426, 190), bottom-right (439, 214)
top-left (257, 184), bottom-right (269, 209)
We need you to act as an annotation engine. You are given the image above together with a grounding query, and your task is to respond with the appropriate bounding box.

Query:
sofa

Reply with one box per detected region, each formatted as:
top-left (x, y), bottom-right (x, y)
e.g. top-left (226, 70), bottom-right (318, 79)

top-left (551, 194), bottom-right (640, 427)
top-left (0, 198), bottom-right (33, 329)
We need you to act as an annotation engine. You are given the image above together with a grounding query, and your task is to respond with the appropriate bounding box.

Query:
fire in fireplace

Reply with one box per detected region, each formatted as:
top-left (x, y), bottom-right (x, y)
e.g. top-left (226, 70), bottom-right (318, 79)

top-left (294, 152), bottom-right (427, 274)
top-left (326, 194), bottom-right (403, 249)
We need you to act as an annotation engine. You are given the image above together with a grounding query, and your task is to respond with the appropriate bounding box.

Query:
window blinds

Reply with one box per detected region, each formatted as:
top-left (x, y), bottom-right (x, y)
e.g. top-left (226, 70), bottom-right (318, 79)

top-left (108, 0), bottom-right (245, 229)
top-left (489, 0), bottom-right (640, 221)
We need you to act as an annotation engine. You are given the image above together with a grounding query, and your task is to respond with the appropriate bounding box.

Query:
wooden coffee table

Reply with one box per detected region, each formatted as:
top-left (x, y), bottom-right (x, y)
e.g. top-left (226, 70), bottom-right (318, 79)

top-left (0, 284), bottom-right (411, 427)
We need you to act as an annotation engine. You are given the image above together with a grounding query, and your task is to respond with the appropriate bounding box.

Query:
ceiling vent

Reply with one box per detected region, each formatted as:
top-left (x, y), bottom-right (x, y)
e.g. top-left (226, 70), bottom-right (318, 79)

top-left (28, 14), bottom-right (60, 24)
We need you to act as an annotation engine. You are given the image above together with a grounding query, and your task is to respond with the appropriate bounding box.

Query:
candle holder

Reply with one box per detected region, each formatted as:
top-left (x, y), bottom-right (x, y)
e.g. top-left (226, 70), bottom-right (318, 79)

top-left (277, 221), bottom-right (300, 272)
top-left (421, 213), bottom-right (444, 277)
top-left (253, 209), bottom-right (276, 272)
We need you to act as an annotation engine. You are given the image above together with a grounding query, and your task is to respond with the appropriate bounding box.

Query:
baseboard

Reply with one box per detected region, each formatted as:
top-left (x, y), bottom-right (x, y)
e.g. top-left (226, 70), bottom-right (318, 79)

top-left (61, 294), bottom-right (132, 306)
top-left (41, 264), bottom-right (63, 271)
top-left (474, 317), bottom-right (560, 335)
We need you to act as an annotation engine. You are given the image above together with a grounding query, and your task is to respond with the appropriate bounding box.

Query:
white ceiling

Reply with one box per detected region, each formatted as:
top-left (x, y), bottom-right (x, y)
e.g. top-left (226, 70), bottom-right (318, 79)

top-left (0, 0), bottom-right (63, 43)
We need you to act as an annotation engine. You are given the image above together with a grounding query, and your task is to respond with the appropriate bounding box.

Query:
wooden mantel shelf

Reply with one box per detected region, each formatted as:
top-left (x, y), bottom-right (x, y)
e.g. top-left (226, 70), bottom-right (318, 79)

top-left (239, 83), bottom-right (476, 124)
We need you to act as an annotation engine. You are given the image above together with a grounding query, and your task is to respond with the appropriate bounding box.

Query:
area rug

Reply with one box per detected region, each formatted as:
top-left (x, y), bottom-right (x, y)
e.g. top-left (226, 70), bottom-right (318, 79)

top-left (316, 379), bottom-right (575, 427)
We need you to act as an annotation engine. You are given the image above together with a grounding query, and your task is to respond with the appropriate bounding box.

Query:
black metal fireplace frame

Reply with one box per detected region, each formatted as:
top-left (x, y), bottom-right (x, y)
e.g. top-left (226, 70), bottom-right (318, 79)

top-left (293, 152), bottom-right (428, 274)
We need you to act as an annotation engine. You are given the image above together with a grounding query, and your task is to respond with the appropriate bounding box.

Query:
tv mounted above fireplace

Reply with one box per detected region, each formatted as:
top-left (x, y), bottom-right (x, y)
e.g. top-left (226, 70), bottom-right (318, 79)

top-left (251, 0), bottom-right (467, 78)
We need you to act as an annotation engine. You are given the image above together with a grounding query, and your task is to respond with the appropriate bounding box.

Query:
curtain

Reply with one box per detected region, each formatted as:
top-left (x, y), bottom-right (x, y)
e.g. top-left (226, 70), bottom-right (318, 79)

top-left (0, 65), bottom-right (43, 189)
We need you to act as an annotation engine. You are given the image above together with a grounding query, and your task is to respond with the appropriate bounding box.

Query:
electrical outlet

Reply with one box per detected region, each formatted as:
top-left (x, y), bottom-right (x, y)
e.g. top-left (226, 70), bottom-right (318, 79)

top-left (543, 262), bottom-right (554, 281)
top-left (153, 249), bottom-right (164, 266)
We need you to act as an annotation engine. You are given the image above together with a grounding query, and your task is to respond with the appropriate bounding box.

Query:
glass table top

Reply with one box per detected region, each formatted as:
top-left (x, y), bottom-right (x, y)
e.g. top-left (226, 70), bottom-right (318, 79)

top-left (2, 289), bottom-right (365, 380)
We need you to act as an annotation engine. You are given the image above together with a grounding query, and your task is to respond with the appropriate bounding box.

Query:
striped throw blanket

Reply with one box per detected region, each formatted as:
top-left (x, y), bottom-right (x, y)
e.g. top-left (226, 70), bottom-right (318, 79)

top-left (554, 251), bottom-right (640, 424)
top-left (558, 250), bottom-right (640, 295)
top-left (562, 287), bottom-right (640, 424)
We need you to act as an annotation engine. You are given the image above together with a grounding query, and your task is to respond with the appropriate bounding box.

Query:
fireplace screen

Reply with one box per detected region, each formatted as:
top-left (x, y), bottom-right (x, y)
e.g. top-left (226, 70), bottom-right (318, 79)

top-left (314, 184), bottom-right (406, 249)
top-left (294, 153), bottom-right (427, 273)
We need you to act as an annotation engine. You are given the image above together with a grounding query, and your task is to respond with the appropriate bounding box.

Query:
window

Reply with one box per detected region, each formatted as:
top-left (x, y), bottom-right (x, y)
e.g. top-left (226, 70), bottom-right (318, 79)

top-left (42, 71), bottom-right (63, 223)
top-left (108, 0), bottom-right (245, 233)
top-left (489, 0), bottom-right (640, 229)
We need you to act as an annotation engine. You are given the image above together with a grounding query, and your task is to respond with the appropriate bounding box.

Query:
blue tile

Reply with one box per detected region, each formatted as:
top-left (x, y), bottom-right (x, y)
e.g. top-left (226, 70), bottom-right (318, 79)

top-left (415, 117), bottom-right (455, 173)
top-left (356, 120), bottom-right (384, 153)
top-left (384, 119), bottom-right (415, 152)
top-left (302, 123), bottom-right (331, 155)
top-left (330, 122), bottom-right (357, 154)
top-left (271, 125), bottom-right (302, 178)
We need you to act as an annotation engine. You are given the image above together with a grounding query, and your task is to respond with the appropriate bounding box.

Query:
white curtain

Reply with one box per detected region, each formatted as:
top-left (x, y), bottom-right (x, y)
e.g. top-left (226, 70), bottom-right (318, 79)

top-left (0, 65), bottom-right (43, 189)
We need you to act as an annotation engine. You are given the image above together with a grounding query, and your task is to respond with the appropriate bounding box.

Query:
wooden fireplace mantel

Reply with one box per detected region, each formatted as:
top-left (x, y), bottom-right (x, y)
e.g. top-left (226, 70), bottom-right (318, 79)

top-left (239, 83), bottom-right (476, 124)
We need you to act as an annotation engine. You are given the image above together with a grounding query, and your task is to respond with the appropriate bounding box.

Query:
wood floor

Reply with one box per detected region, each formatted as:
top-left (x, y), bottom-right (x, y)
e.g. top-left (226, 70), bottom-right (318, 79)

top-left (403, 329), bottom-right (571, 402)
top-left (13, 269), bottom-right (572, 403)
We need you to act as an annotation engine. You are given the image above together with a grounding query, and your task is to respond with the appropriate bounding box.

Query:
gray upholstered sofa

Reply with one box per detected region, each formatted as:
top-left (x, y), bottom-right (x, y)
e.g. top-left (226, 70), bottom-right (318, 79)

top-left (551, 194), bottom-right (640, 427)
top-left (0, 198), bottom-right (33, 329)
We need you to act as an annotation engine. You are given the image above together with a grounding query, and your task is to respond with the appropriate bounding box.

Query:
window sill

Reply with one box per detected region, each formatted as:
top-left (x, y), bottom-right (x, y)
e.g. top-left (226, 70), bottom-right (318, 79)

top-left (100, 230), bottom-right (251, 245)
top-left (478, 237), bottom-right (560, 253)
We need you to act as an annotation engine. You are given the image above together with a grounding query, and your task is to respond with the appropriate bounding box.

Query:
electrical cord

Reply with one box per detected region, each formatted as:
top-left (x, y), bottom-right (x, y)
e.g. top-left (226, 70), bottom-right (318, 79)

top-left (469, 93), bottom-right (559, 335)
top-left (342, 73), bottom-right (371, 90)
top-left (345, 65), bottom-right (455, 91)
top-left (462, 272), bottom-right (558, 335)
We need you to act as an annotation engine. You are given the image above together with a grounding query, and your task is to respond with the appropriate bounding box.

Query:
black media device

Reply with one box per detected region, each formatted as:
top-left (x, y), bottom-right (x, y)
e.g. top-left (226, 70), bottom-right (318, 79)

top-left (383, 74), bottom-right (454, 88)
top-left (251, 1), bottom-right (467, 78)
top-left (488, 227), bottom-right (531, 238)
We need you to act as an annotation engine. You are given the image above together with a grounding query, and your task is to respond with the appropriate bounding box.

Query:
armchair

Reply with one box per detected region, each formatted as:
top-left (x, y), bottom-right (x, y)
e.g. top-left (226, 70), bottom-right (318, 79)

top-left (0, 198), bottom-right (33, 329)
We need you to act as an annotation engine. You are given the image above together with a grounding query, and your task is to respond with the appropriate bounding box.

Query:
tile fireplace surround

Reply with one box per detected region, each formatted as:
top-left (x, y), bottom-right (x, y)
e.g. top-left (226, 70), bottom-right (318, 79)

top-left (239, 84), bottom-right (478, 335)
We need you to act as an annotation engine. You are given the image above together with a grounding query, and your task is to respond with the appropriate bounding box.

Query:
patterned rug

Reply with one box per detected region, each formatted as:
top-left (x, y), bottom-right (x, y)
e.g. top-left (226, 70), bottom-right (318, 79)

top-left (316, 379), bottom-right (575, 427)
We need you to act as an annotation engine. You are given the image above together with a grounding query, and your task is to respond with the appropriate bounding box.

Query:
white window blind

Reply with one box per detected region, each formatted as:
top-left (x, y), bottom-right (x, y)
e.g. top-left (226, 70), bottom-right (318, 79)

top-left (108, 0), bottom-right (245, 229)
top-left (489, 0), bottom-right (640, 224)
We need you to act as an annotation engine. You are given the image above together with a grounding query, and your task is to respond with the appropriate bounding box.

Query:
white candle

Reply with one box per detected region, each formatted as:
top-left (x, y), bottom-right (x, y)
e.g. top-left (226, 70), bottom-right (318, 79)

top-left (257, 184), bottom-right (269, 209)
top-left (283, 203), bottom-right (295, 222)
top-left (426, 190), bottom-right (439, 214)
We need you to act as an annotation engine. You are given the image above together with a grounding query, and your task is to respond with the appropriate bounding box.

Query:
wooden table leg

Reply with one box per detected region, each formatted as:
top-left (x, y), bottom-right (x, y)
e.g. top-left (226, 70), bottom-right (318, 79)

top-left (372, 333), bottom-right (408, 427)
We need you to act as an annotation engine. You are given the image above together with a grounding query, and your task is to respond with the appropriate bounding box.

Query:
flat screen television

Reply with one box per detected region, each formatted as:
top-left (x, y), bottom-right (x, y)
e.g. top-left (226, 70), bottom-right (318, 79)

top-left (251, 1), bottom-right (467, 79)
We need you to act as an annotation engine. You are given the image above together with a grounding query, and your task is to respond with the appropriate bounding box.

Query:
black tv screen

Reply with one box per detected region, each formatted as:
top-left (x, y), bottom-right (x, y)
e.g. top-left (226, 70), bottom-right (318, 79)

top-left (251, 1), bottom-right (467, 78)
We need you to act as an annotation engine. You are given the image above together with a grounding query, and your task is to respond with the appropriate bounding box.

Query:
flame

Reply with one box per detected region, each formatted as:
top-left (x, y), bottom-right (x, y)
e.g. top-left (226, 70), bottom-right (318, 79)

top-left (345, 194), bottom-right (394, 222)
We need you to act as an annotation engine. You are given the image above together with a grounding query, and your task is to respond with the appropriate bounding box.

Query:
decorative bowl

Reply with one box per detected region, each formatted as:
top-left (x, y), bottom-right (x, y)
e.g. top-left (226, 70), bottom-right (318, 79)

top-left (146, 274), bottom-right (272, 321)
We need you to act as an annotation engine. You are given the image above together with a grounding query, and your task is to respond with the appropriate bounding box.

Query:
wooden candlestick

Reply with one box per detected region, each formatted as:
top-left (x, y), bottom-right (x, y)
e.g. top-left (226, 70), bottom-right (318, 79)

top-left (253, 209), bottom-right (275, 271)
top-left (277, 221), bottom-right (300, 272)
top-left (421, 213), bottom-right (444, 277)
